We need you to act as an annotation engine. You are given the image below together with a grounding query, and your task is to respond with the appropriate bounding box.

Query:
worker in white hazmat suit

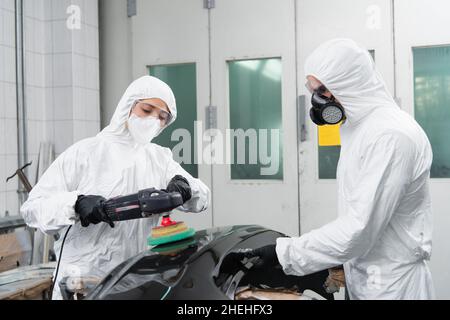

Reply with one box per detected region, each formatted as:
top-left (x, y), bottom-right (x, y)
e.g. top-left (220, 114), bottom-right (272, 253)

top-left (20, 76), bottom-right (210, 300)
top-left (230, 39), bottom-right (435, 300)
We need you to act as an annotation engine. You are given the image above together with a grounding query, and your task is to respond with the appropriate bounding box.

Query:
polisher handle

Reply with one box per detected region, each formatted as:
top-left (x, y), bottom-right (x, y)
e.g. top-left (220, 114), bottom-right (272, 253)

top-left (102, 188), bottom-right (184, 222)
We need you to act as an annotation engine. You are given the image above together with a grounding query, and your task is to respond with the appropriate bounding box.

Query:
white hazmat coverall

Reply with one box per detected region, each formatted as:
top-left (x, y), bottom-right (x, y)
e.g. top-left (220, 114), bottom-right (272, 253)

top-left (276, 39), bottom-right (435, 300)
top-left (20, 76), bottom-right (210, 300)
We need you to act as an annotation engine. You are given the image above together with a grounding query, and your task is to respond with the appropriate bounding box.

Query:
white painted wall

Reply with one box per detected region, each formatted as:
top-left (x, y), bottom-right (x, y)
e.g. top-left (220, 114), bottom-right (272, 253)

top-left (0, 0), bottom-right (19, 218)
top-left (44, 0), bottom-right (101, 157)
top-left (98, 0), bottom-right (133, 129)
top-left (0, 0), bottom-right (101, 218)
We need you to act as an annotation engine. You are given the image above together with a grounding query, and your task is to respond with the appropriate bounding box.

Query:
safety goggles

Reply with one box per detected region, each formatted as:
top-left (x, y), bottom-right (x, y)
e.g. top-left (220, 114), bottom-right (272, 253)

top-left (305, 81), bottom-right (329, 96)
top-left (132, 100), bottom-right (173, 126)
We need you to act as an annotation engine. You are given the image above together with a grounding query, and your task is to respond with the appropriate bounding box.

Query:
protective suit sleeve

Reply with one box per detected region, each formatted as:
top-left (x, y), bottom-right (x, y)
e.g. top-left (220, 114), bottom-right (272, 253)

top-left (163, 149), bottom-right (210, 213)
top-left (20, 144), bottom-right (87, 235)
top-left (276, 133), bottom-right (415, 276)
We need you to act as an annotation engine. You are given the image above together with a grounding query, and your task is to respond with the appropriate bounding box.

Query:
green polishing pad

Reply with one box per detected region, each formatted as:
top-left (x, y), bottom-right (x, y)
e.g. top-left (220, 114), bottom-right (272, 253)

top-left (148, 228), bottom-right (196, 246)
top-left (151, 238), bottom-right (196, 254)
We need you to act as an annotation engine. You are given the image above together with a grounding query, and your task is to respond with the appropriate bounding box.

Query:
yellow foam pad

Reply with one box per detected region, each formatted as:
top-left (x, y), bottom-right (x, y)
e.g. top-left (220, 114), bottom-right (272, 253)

top-left (151, 222), bottom-right (188, 238)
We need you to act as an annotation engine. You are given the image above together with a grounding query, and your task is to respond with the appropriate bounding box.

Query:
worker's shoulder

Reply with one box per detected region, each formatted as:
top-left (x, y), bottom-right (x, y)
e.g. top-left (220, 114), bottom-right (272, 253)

top-left (147, 143), bottom-right (173, 158)
top-left (365, 127), bottom-right (418, 157)
top-left (62, 137), bottom-right (101, 156)
top-left (366, 110), bottom-right (421, 144)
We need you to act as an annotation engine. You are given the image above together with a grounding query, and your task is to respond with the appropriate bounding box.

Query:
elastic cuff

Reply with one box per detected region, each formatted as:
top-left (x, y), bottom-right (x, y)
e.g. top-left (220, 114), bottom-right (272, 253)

top-left (62, 191), bottom-right (82, 224)
top-left (276, 237), bottom-right (298, 275)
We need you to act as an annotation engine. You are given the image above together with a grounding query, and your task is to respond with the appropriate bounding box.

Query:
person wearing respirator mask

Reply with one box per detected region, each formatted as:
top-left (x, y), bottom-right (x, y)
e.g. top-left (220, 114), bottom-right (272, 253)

top-left (228, 39), bottom-right (434, 300)
top-left (20, 76), bottom-right (210, 299)
top-left (127, 99), bottom-right (171, 145)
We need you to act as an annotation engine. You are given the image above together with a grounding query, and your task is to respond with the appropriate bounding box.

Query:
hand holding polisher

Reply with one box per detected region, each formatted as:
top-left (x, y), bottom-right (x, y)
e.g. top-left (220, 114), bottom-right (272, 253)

top-left (76, 188), bottom-right (195, 246)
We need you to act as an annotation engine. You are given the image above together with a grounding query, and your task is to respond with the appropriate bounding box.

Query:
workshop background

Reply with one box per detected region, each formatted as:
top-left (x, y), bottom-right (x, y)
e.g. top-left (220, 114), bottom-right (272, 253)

top-left (1, 0), bottom-right (449, 299)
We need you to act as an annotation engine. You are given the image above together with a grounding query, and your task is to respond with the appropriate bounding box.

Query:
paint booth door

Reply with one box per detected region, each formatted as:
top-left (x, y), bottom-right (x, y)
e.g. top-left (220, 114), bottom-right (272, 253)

top-left (129, 0), bottom-right (212, 230)
top-left (394, 0), bottom-right (450, 299)
top-left (209, 0), bottom-right (300, 236)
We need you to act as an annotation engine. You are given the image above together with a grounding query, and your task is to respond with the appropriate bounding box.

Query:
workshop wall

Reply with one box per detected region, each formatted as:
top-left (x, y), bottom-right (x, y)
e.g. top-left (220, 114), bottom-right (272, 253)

top-left (0, 0), bottom-right (101, 218)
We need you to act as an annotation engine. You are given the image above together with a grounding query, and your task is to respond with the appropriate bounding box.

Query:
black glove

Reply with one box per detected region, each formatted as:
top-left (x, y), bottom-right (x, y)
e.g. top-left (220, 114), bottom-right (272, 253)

top-left (228, 244), bottom-right (280, 269)
top-left (166, 175), bottom-right (192, 203)
top-left (75, 195), bottom-right (114, 228)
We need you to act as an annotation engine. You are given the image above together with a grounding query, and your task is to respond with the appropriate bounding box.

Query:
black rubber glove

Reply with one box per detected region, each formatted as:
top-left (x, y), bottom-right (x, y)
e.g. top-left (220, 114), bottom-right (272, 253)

top-left (75, 195), bottom-right (114, 228)
top-left (166, 175), bottom-right (192, 203)
top-left (231, 245), bottom-right (280, 269)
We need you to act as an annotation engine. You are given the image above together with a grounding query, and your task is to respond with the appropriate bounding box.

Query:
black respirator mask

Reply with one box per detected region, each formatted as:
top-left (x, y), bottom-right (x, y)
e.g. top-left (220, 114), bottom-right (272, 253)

top-left (310, 88), bottom-right (345, 126)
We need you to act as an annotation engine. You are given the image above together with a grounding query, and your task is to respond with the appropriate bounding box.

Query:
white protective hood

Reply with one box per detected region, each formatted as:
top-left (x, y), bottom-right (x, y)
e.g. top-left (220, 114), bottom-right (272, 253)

top-left (305, 38), bottom-right (398, 126)
top-left (99, 75), bottom-right (177, 142)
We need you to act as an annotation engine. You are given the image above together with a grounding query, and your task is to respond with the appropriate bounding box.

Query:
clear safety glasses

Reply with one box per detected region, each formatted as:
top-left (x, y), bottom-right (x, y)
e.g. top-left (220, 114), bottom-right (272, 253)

top-left (132, 100), bottom-right (173, 126)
